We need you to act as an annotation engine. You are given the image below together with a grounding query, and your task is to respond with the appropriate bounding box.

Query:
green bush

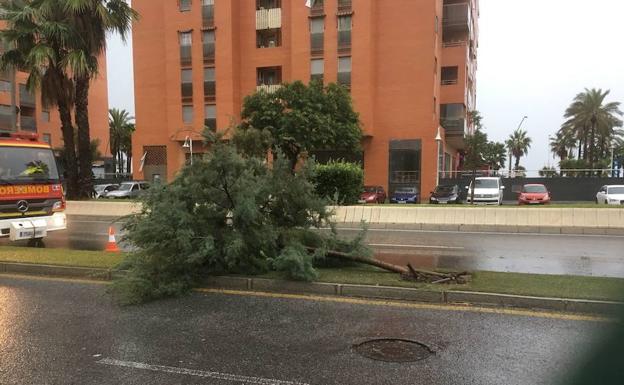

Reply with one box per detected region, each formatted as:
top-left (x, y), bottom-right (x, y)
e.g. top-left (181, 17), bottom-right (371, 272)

top-left (313, 161), bottom-right (364, 205)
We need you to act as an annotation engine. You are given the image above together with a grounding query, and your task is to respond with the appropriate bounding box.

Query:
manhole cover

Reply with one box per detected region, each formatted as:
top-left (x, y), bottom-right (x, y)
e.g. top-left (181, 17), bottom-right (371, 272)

top-left (353, 338), bottom-right (434, 363)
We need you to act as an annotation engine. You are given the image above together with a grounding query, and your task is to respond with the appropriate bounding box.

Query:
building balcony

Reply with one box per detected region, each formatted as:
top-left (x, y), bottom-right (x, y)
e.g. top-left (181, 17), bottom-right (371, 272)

top-left (256, 84), bottom-right (282, 93)
top-left (443, 2), bottom-right (470, 33)
top-left (256, 8), bottom-right (281, 30)
top-left (441, 118), bottom-right (465, 135)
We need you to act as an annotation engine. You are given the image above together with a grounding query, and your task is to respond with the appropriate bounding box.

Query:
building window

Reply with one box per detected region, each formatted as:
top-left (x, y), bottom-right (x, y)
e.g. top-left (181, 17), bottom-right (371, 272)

top-left (338, 56), bottom-right (351, 88)
top-left (203, 67), bottom-right (216, 101)
top-left (310, 0), bottom-right (324, 15)
top-left (182, 105), bottom-right (193, 124)
top-left (310, 59), bottom-right (324, 83)
top-left (257, 28), bottom-right (281, 48)
top-left (204, 104), bottom-right (216, 131)
top-left (42, 133), bottom-right (51, 144)
top-left (257, 66), bottom-right (282, 92)
top-left (202, 0), bottom-right (214, 28)
top-left (337, 0), bottom-right (352, 12)
top-left (256, 0), bottom-right (280, 9)
top-left (0, 80), bottom-right (10, 92)
top-left (179, 0), bottom-right (192, 12)
top-left (181, 69), bottom-right (193, 102)
top-left (41, 110), bottom-right (50, 122)
top-left (179, 31), bottom-right (192, 66)
top-left (310, 17), bottom-right (324, 55)
top-left (337, 15), bottom-right (352, 54)
top-left (0, 104), bottom-right (12, 130)
top-left (441, 66), bottom-right (458, 85)
top-left (202, 30), bottom-right (215, 64)
top-left (19, 84), bottom-right (35, 106)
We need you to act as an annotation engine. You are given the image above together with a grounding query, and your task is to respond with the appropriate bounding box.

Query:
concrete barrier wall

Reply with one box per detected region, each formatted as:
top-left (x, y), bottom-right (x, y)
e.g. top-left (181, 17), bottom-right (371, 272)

top-left (329, 205), bottom-right (624, 230)
top-left (67, 201), bottom-right (624, 230)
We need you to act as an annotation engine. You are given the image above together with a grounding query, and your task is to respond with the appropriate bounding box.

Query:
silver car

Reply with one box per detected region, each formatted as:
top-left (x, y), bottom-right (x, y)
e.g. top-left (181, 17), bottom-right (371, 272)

top-left (106, 181), bottom-right (150, 199)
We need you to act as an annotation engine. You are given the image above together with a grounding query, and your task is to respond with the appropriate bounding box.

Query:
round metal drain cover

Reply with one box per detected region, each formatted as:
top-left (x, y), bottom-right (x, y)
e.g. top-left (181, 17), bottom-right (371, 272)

top-left (353, 338), bottom-right (434, 362)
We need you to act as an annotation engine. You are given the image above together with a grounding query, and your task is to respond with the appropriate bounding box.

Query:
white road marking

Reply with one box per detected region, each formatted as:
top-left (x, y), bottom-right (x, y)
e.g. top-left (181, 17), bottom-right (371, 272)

top-left (96, 358), bottom-right (311, 385)
top-left (368, 243), bottom-right (464, 250)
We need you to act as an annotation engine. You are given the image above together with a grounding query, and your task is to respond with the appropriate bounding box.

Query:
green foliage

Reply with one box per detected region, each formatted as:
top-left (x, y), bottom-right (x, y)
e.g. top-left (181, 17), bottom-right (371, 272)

top-left (112, 139), bottom-right (370, 304)
top-left (463, 129), bottom-right (489, 172)
top-left (539, 166), bottom-right (557, 177)
top-left (313, 161), bottom-right (364, 205)
top-left (483, 141), bottom-right (506, 170)
top-left (506, 129), bottom-right (532, 170)
top-left (238, 81), bottom-right (362, 169)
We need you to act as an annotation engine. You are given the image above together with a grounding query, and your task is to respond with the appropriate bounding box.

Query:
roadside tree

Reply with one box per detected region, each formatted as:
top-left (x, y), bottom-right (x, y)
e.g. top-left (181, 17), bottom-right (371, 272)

top-left (237, 81), bottom-right (362, 170)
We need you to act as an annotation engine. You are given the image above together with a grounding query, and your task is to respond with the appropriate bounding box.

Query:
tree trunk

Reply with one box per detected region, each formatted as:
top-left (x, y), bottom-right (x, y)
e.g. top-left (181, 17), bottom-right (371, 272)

top-left (126, 154), bottom-right (132, 175)
top-left (57, 100), bottom-right (78, 199)
top-left (306, 247), bottom-right (408, 274)
top-left (75, 76), bottom-right (93, 198)
top-left (514, 155), bottom-right (520, 171)
top-left (589, 123), bottom-right (596, 170)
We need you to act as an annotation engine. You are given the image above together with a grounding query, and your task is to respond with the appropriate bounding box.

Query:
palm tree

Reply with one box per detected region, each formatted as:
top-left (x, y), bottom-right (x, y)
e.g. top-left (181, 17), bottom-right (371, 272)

top-left (562, 88), bottom-right (623, 168)
top-left (53, 0), bottom-right (137, 195)
top-left (0, 0), bottom-right (80, 197)
top-left (550, 130), bottom-right (576, 163)
top-left (506, 129), bottom-right (532, 171)
top-left (108, 108), bottom-right (134, 174)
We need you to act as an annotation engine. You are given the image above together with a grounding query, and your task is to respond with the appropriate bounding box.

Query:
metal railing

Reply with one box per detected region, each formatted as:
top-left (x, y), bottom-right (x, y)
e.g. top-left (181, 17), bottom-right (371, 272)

top-left (390, 171), bottom-right (420, 184)
top-left (256, 84), bottom-right (282, 93)
top-left (441, 79), bottom-right (458, 85)
top-left (440, 118), bottom-right (465, 134)
top-left (203, 42), bottom-right (215, 64)
top-left (202, 4), bottom-right (215, 28)
top-left (337, 0), bottom-right (352, 13)
top-left (439, 168), bottom-right (624, 179)
top-left (311, 33), bottom-right (324, 55)
top-left (20, 115), bottom-right (37, 132)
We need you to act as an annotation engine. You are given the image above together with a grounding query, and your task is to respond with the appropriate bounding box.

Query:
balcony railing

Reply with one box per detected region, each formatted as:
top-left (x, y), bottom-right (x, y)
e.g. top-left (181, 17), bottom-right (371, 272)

top-left (180, 46), bottom-right (192, 67)
top-left (442, 40), bottom-right (467, 48)
top-left (337, 71), bottom-right (351, 87)
top-left (256, 8), bottom-right (281, 30)
top-left (337, 30), bottom-right (351, 54)
top-left (19, 86), bottom-right (35, 107)
top-left (203, 42), bottom-right (215, 64)
top-left (256, 84), bottom-right (282, 93)
top-left (204, 81), bottom-right (216, 102)
top-left (441, 79), bottom-right (458, 85)
top-left (20, 115), bottom-right (37, 132)
top-left (310, 1), bottom-right (324, 16)
top-left (204, 118), bottom-right (216, 131)
top-left (441, 118), bottom-right (466, 135)
top-left (443, 3), bottom-right (470, 32)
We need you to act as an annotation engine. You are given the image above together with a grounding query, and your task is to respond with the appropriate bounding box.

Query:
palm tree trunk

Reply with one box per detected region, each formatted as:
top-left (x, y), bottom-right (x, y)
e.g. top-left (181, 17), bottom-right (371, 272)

top-left (514, 155), bottom-right (520, 171)
top-left (589, 123), bottom-right (596, 171)
top-left (75, 76), bottom-right (93, 198)
top-left (57, 99), bottom-right (78, 199)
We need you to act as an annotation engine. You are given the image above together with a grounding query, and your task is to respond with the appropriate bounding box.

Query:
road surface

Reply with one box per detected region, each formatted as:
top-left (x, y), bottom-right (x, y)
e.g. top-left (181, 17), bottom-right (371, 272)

top-left (1, 215), bottom-right (623, 278)
top-left (0, 275), bottom-right (611, 385)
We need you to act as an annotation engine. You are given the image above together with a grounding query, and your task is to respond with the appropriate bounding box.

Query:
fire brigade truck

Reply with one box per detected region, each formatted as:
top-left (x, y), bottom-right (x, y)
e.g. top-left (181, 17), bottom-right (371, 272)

top-left (0, 132), bottom-right (67, 245)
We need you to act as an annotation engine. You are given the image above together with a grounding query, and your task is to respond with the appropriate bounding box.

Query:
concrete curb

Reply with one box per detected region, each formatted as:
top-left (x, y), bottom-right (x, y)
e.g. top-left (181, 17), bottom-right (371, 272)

top-left (3, 262), bottom-right (622, 316)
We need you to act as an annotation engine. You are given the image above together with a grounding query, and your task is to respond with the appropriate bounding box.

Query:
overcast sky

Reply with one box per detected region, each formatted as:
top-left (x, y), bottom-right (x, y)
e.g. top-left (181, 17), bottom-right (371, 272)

top-left (105, 0), bottom-right (624, 172)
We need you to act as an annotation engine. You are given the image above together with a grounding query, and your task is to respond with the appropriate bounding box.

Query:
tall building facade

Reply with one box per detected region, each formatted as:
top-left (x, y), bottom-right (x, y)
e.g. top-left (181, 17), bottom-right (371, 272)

top-left (0, 43), bottom-right (110, 157)
top-left (132, 0), bottom-right (478, 196)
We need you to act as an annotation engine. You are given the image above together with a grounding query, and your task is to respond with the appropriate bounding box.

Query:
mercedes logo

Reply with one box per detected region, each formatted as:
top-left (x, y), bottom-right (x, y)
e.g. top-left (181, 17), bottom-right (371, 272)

top-left (16, 200), bottom-right (29, 213)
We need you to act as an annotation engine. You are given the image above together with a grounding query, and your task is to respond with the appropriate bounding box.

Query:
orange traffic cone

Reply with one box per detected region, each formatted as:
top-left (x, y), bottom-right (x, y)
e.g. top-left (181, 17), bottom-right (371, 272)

top-left (105, 226), bottom-right (120, 253)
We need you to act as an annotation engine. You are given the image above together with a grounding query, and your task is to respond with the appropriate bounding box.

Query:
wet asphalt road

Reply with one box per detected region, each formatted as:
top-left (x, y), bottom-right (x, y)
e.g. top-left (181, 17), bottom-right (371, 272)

top-left (0, 275), bottom-right (609, 385)
top-left (1, 215), bottom-right (623, 278)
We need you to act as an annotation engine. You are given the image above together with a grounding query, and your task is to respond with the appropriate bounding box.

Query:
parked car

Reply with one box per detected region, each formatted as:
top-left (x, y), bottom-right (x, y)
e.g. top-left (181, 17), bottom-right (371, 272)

top-left (93, 183), bottom-right (119, 199)
top-left (390, 186), bottom-right (420, 204)
top-left (596, 185), bottom-right (624, 205)
top-left (518, 184), bottom-right (551, 205)
top-left (429, 184), bottom-right (462, 204)
top-left (359, 186), bottom-right (387, 204)
top-left (465, 177), bottom-right (504, 205)
top-left (106, 181), bottom-right (150, 199)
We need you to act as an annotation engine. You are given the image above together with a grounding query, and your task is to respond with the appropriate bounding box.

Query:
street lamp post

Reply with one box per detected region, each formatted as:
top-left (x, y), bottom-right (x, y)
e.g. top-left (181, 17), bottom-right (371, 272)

top-left (508, 115), bottom-right (528, 177)
top-left (435, 127), bottom-right (443, 187)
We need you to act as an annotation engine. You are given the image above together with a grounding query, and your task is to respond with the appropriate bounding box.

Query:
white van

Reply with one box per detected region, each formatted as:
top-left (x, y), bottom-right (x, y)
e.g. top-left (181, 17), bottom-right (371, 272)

top-left (466, 177), bottom-right (505, 205)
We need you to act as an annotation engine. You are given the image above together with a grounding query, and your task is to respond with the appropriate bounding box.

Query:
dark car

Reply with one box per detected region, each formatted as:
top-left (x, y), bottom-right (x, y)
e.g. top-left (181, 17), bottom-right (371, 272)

top-left (359, 185), bottom-right (387, 204)
top-left (518, 184), bottom-right (551, 205)
top-left (390, 187), bottom-right (420, 204)
top-left (429, 184), bottom-right (462, 204)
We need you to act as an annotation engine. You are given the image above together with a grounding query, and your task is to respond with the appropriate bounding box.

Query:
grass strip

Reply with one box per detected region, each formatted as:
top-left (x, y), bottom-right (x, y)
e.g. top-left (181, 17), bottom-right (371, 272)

top-left (2, 246), bottom-right (623, 302)
top-left (0, 246), bottom-right (124, 269)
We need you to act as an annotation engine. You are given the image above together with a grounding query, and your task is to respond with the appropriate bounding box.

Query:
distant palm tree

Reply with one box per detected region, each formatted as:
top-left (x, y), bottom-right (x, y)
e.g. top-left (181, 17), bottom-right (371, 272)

top-left (550, 130), bottom-right (576, 163)
top-left (506, 129), bottom-right (532, 171)
top-left (562, 88), bottom-right (623, 167)
top-left (109, 108), bottom-right (135, 174)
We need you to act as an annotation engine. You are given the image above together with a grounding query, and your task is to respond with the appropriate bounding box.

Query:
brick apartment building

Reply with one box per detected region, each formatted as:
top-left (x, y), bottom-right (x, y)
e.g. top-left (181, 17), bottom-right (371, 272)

top-left (131, 0), bottom-right (478, 196)
top-left (0, 38), bottom-right (110, 157)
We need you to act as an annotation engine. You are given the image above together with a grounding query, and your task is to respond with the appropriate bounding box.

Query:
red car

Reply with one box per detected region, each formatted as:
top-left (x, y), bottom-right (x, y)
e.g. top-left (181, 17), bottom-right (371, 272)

top-left (359, 186), bottom-right (387, 204)
top-left (518, 184), bottom-right (551, 205)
